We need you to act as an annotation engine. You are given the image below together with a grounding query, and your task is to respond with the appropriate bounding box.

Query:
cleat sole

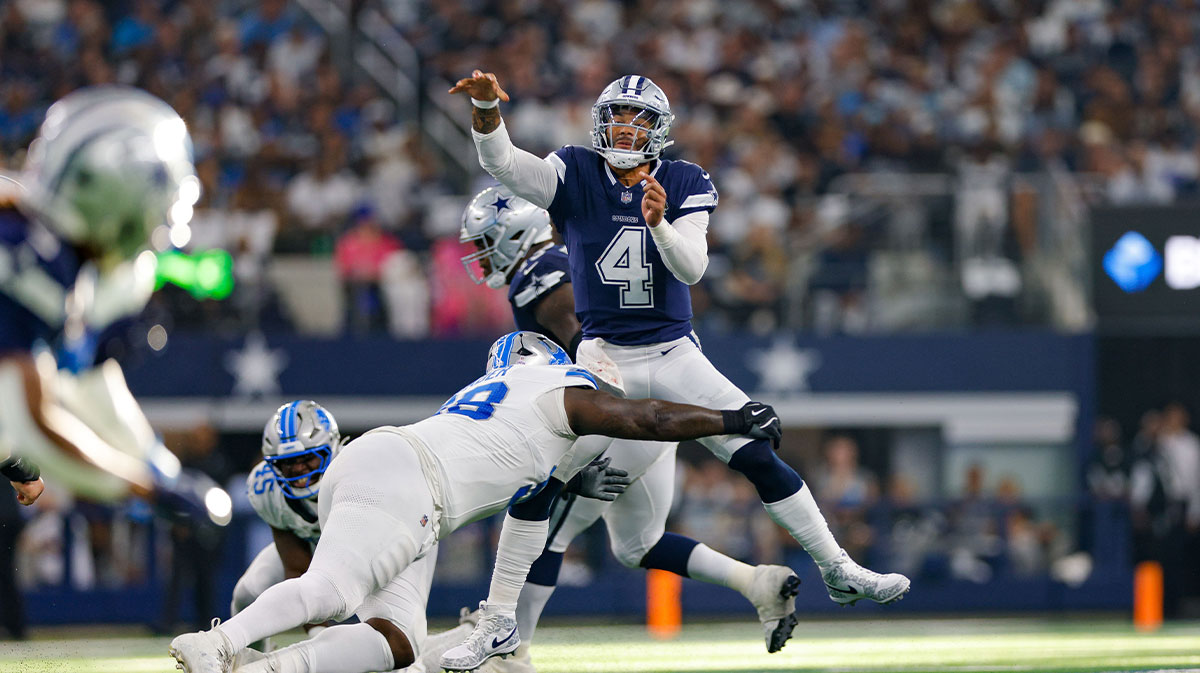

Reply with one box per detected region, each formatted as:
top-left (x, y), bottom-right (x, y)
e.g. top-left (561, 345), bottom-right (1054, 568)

top-left (766, 610), bottom-right (799, 653)
top-left (779, 574), bottom-right (802, 599)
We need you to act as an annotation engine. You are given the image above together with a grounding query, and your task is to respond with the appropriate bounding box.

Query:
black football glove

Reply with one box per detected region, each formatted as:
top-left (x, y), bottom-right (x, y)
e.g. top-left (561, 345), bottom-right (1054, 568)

top-left (565, 456), bottom-right (632, 502)
top-left (722, 401), bottom-right (782, 450)
top-left (0, 456), bottom-right (40, 483)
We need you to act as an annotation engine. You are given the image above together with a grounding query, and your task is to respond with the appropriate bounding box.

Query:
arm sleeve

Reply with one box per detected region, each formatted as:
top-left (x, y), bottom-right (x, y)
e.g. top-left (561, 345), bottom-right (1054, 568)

top-left (472, 121), bottom-right (560, 210)
top-left (648, 210), bottom-right (710, 285)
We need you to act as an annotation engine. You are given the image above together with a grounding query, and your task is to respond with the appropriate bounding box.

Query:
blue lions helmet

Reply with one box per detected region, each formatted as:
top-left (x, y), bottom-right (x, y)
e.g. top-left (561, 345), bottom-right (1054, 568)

top-left (591, 75), bottom-right (675, 170)
top-left (262, 400), bottom-right (341, 500)
top-left (486, 331), bottom-right (571, 373)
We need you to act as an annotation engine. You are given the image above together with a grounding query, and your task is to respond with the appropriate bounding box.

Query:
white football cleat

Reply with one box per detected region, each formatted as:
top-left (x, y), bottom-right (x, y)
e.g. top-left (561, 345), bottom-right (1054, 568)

top-left (820, 551), bottom-right (910, 606)
top-left (745, 564), bottom-right (802, 653)
top-left (169, 618), bottom-right (235, 673)
top-left (479, 643), bottom-right (536, 673)
top-left (440, 602), bottom-right (521, 672)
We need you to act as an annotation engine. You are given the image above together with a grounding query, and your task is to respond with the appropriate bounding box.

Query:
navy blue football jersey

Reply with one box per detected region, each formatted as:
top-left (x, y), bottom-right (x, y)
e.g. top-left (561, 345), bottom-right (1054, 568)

top-left (0, 205), bottom-right (82, 355)
top-left (545, 146), bottom-right (717, 345)
top-left (507, 243), bottom-right (571, 348)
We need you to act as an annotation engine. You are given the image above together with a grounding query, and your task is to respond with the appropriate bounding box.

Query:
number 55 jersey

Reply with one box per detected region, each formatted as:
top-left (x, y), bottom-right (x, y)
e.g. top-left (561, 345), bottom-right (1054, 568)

top-left (544, 146), bottom-right (718, 346)
top-left (377, 363), bottom-right (599, 535)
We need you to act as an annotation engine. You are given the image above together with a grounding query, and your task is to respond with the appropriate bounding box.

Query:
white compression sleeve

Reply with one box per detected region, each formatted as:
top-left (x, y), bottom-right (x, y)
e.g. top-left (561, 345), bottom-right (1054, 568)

top-left (486, 514), bottom-right (549, 611)
top-left (764, 483), bottom-right (842, 567)
top-left (685, 543), bottom-right (756, 595)
top-left (472, 121), bottom-right (559, 209)
top-left (515, 581), bottom-right (556, 644)
top-left (647, 211), bottom-right (710, 284)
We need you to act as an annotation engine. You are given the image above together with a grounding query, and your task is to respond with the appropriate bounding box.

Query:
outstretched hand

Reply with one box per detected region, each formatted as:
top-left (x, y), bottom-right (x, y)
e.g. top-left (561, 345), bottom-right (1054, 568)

top-left (448, 69), bottom-right (511, 103)
top-left (567, 456), bottom-right (632, 501)
top-left (11, 478), bottom-right (43, 506)
top-left (638, 170), bottom-right (666, 227)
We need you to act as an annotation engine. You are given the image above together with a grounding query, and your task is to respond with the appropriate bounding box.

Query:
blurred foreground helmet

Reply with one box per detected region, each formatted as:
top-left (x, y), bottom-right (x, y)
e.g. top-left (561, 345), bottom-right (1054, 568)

top-left (486, 330), bottom-right (571, 373)
top-left (262, 400), bottom-right (341, 500)
top-left (21, 86), bottom-right (200, 270)
top-left (591, 75), bottom-right (674, 170)
top-left (460, 185), bottom-right (552, 289)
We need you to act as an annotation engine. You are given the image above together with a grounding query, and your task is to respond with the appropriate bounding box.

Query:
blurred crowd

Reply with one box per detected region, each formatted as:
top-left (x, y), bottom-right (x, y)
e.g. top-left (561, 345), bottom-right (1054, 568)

top-left (2, 0), bottom-right (1200, 338)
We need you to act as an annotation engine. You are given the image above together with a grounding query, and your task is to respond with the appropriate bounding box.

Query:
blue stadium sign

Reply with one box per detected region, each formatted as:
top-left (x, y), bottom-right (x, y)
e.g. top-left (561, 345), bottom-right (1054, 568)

top-left (1103, 231), bottom-right (1161, 293)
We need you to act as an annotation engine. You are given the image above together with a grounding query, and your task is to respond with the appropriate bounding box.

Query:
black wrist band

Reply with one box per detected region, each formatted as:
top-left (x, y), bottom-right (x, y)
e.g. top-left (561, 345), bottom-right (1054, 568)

top-left (1, 457), bottom-right (41, 483)
top-left (722, 409), bottom-right (744, 435)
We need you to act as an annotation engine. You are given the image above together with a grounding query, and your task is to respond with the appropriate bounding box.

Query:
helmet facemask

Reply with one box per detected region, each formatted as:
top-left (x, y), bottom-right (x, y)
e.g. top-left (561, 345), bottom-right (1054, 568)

top-left (265, 444), bottom-right (335, 501)
top-left (591, 76), bottom-right (675, 170)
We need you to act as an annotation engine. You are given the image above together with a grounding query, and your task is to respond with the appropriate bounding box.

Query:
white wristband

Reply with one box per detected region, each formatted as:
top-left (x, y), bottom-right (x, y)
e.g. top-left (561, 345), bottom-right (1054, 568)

top-left (471, 97), bottom-right (499, 109)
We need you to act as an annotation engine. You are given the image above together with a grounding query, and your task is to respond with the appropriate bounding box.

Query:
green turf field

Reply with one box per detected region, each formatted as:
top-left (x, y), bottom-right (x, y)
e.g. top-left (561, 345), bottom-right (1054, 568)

top-left (1, 618), bottom-right (1197, 673)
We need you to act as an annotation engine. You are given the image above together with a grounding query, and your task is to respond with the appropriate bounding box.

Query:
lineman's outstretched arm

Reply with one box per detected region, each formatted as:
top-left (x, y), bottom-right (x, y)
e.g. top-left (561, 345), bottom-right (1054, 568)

top-left (450, 70), bottom-right (559, 209)
top-left (563, 387), bottom-right (781, 446)
top-left (0, 352), bottom-right (153, 501)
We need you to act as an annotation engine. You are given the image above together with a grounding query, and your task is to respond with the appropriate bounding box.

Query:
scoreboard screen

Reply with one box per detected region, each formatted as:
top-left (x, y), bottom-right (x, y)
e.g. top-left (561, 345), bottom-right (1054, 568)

top-left (1092, 204), bottom-right (1200, 334)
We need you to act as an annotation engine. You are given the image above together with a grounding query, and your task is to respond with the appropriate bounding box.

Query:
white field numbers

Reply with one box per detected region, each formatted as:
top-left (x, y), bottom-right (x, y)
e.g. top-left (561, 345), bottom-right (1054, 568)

top-left (595, 226), bottom-right (654, 308)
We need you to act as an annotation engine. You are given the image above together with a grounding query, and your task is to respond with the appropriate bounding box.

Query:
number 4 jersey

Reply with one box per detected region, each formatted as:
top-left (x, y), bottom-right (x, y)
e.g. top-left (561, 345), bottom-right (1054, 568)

top-left (382, 363), bottom-right (599, 532)
top-left (545, 146), bottom-right (718, 345)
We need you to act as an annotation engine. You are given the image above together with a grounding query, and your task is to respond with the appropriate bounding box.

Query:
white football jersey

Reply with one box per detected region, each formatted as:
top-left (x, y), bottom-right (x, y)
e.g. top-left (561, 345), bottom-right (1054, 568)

top-left (246, 461), bottom-right (322, 548)
top-left (397, 363), bottom-right (598, 532)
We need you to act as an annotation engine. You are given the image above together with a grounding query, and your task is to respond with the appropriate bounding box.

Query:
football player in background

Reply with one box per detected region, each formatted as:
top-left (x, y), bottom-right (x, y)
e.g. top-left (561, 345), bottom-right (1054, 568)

top-left (229, 400), bottom-right (485, 671)
top-left (451, 70), bottom-right (909, 611)
top-left (0, 85), bottom-right (230, 524)
top-left (169, 332), bottom-right (781, 673)
top-left (460, 187), bottom-right (806, 666)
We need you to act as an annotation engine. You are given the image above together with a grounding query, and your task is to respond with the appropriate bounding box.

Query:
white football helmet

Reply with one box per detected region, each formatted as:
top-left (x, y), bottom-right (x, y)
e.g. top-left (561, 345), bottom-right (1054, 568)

top-left (460, 185), bottom-right (552, 289)
top-left (262, 400), bottom-right (341, 500)
top-left (21, 86), bottom-right (200, 271)
top-left (591, 75), bottom-right (675, 169)
top-left (486, 330), bottom-right (571, 373)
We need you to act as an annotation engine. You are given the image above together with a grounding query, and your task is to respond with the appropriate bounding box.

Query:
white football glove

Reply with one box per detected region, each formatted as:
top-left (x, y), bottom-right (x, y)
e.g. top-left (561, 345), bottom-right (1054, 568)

top-left (575, 338), bottom-right (626, 396)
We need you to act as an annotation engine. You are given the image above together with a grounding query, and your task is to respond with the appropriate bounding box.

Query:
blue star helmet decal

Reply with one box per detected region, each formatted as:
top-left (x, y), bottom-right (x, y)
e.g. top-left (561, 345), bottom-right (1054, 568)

top-left (491, 195), bottom-right (511, 213)
top-left (1104, 231), bottom-right (1162, 293)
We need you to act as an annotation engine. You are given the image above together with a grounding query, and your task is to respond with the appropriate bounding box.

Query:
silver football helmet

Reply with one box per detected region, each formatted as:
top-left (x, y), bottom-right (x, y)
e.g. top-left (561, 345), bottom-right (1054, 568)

top-left (486, 330), bottom-right (571, 373)
top-left (591, 75), bottom-right (675, 170)
top-left (21, 86), bottom-right (200, 271)
top-left (262, 400), bottom-right (342, 500)
top-left (460, 185), bottom-right (552, 289)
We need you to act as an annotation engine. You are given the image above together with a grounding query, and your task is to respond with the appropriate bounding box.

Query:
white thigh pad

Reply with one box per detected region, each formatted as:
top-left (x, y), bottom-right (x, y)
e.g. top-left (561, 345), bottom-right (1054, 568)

top-left (602, 450), bottom-right (676, 567)
top-left (356, 547), bottom-right (437, 657)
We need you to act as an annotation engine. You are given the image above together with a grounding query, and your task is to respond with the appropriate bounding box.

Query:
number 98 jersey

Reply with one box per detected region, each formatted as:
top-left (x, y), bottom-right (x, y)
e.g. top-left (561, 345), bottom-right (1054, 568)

top-left (544, 145), bottom-right (718, 346)
top-left (401, 363), bottom-right (598, 531)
